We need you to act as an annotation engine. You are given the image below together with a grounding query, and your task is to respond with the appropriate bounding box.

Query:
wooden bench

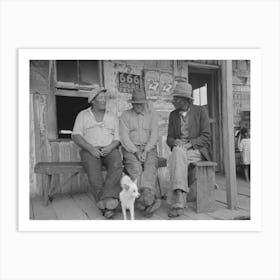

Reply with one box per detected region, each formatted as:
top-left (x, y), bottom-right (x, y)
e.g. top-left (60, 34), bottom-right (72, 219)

top-left (34, 162), bottom-right (86, 206)
top-left (34, 158), bottom-right (167, 206)
top-left (34, 158), bottom-right (216, 213)
top-left (187, 161), bottom-right (217, 213)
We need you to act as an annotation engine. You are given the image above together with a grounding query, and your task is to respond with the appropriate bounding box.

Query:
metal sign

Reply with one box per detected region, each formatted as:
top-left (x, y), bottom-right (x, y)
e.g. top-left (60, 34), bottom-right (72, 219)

top-left (118, 72), bottom-right (141, 93)
top-left (145, 70), bottom-right (174, 98)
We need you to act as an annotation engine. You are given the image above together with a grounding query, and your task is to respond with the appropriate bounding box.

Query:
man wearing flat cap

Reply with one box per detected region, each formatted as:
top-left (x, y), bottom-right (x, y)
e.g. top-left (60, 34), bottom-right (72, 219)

top-left (72, 86), bottom-right (122, 219)
top-left (120, 88), bottom-right (161, 217)
top-left (167, 81), bottom-right (211, 217)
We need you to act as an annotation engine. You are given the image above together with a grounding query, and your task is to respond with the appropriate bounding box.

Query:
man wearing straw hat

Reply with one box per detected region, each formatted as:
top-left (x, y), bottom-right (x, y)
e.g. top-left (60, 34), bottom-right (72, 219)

top-left (120, 88), bottom-right (161, 218)
top-left (167, 81), bottom-right (211, 217)
top-left (72, 86), bottom-right (122, 219)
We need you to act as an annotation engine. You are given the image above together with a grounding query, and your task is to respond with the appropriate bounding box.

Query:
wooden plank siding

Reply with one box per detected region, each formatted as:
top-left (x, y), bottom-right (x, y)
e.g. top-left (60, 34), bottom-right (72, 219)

top-left (47, 140), bottom-right (88, 196)
top-left (58, 141), bottom-right (71, 194)
top-left (189, 60), bottom-right (219, 65)
top-left (70, 141), bottom-right (81, 193)
top-left (33, 93), bottom-right (52, 197)
top-left (50, 141), bottom-right (60, 196)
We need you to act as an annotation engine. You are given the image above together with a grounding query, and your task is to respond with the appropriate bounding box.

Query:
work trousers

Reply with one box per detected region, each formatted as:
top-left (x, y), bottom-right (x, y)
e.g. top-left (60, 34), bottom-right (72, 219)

top-left (122, 147), bottom-right (158, 195)
top-left (80, 148), bottom-right (122, 203)
top-left (168, 146), bottom-right (202, 193)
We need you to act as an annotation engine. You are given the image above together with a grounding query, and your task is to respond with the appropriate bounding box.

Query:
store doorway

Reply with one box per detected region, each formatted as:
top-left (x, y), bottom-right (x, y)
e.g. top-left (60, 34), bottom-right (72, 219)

top-left (188, 67), bottom-right (222, 171)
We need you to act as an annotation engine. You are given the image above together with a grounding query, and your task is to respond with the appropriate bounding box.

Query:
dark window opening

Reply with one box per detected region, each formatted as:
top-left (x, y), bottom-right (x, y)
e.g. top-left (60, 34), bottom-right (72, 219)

top-left (56, 96), bottom-right (89, 139)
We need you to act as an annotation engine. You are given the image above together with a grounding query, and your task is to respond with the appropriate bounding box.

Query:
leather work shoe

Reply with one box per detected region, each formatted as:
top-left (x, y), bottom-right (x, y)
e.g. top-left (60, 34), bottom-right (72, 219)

top-left (105, 198), bottom-right (119, 210)
top-left (144, 198), bottom-right (162, 216)
top-left (96, 200), bottom-right (106, 210)
top-left (103, 209), bottom-right (115, 219)
top-left (168, 190), bottom-right (186, 218)
top-left (172, 189), bottom-right (187, 209)
top-left (168, 208), bottom-right (184, 218)
top-left (97, 198), bottom-right (119, 210)
top-left (141, 188), bottom-right (155, 206)
top-left (135, 200), bottom-right (147, 211)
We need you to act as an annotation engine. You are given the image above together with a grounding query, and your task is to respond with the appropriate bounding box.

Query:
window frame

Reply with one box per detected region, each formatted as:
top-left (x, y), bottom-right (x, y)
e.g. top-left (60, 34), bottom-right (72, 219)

top-left (54, 60), bottom-right (104, 96)
top-left (47, 60), bottom-right (104, 141)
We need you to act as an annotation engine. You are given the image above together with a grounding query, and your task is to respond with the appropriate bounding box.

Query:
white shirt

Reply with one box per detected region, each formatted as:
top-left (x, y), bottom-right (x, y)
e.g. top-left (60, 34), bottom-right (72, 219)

top-left (72, 107), bottom-right (120, 147)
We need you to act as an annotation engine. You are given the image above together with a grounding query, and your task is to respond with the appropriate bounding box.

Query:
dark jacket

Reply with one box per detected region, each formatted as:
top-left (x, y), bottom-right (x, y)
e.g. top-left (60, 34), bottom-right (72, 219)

top-left (167, 105), bottom-right (212, 161)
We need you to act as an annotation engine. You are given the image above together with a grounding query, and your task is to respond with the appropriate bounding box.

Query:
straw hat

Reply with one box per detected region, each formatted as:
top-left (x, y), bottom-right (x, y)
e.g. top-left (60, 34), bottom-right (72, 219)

top-left (88, 86), bottom-right (107, 103)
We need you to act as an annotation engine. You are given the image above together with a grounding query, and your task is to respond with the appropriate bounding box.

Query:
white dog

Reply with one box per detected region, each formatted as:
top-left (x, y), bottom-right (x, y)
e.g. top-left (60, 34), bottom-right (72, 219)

top-left (119, 174), bottom-right (140, 220)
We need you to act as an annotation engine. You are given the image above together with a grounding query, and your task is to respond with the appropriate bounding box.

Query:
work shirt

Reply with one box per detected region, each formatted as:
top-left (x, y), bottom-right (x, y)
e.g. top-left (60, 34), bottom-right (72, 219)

top-left (120, 107), bottom-right (159, 153)
top-left (180, 109), bottom-right (190, 140)
top-left (72, 107), bottom-right (120, 147)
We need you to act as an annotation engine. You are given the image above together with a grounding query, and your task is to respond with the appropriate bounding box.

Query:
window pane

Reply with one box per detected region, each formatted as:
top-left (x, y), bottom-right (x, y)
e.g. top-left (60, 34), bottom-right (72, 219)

top-left (79, 60), bottom-right (100, 88)
top-left (193, 84), bottom-right (207, 106)
top-left (56, 60), bottom-right (78, 85)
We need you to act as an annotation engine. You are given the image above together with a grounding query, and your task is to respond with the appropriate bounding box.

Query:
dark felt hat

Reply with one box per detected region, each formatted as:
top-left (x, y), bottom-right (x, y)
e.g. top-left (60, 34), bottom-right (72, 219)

top-left (128, 88), bottom-right (148, 103)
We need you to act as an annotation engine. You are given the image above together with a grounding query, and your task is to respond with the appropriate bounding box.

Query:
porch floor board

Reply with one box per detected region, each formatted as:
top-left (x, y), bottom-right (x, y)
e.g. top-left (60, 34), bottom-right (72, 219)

top-left (32, 196), bottom-right (57, 220)
top-left (30, 175), bottom-right (250, 221)
top-left (51, 194), bottom-right (89, 220)
top-left (70, 193), bottom-right (105, 220)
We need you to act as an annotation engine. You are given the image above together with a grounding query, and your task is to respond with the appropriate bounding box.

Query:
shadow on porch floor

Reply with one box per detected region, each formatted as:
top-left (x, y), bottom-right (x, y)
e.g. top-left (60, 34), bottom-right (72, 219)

top-left (30, 173), bottom-right (250, 221)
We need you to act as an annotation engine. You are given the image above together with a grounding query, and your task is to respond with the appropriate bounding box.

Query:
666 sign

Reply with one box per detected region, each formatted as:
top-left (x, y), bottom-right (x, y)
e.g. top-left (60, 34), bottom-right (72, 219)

top-left (118, 72), bottom-right (141, 93)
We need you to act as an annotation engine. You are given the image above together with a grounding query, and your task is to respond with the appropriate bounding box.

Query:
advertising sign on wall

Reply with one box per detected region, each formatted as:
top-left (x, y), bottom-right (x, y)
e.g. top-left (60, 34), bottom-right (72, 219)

top-left (145, 70), bottom-right (174, 98)
top-left (118, 72), bottom-right (141, 93)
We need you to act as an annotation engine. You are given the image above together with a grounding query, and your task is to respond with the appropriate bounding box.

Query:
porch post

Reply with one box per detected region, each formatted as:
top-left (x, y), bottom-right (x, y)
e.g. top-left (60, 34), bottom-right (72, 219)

top-left (221, 60), bottom-right (237, 209)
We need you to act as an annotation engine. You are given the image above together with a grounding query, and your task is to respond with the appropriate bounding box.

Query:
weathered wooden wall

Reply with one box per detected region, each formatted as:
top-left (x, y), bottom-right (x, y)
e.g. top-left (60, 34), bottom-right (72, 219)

top-left (30, 61), bottom-right (50, 196)
top-left (232, 60), bottom-right (250, 126)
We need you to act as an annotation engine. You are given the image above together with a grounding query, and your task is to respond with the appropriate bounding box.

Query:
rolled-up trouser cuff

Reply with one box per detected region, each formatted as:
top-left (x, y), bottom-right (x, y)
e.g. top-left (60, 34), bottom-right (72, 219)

top-left (173, 186), bottom-right (189, 193)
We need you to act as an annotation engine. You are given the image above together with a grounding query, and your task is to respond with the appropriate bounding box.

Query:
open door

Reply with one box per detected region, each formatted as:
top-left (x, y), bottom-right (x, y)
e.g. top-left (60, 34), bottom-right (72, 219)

top-left (188, 67), bottom-right (221, 171)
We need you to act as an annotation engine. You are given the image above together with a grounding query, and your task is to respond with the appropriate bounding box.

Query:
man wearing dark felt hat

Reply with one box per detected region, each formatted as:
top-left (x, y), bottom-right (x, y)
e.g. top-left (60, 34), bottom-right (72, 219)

top-left (167, 81), bottom-right (211, 217)
top-left (120, 88), bottom-right (161, 218)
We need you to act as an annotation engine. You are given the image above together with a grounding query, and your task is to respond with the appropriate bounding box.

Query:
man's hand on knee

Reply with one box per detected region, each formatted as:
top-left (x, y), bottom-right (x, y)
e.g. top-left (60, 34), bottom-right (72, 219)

top-left (100, 145), bottom-right (113, 157)
top-left (89, 146), bottom-right (102, 158)
top-left (183, 141), bottom-right (193, 150)
top-left (174, 139), bottom-right (185, 147)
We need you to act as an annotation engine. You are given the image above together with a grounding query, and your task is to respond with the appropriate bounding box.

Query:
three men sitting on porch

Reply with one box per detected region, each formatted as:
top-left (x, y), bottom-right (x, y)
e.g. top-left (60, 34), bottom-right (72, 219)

top-left (72, 81), bottom-right (211, 219)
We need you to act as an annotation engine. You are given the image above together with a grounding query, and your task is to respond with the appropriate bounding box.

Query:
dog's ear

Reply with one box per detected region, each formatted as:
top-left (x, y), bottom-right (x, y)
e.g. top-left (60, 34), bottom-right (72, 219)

top-left (124, 184), bottom-right (130, 191)
top-left (133, 178), bottom-right (137, 185)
